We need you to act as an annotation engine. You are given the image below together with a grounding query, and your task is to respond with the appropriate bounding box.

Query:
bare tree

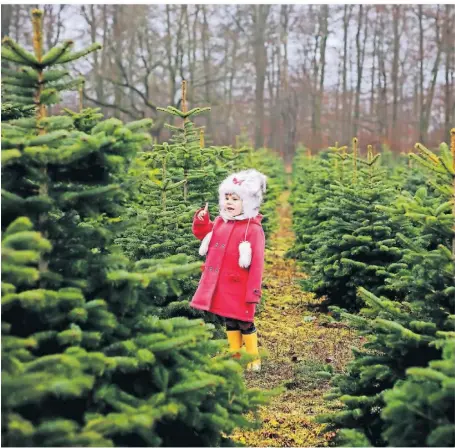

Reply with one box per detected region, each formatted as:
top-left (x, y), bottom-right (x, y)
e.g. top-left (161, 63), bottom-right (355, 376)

top-left (1, 5), bottom-right (13, 39)
top-left (279, 5), bottom-right (298, 163)
top-left (391, 6), bottom-right (402, 146)
top-left (342, 5), bottom-right (354, 142)
top-left (81, 5), bottom-right (105, 103)
top-left (315, 4), bottom-right (329, 148)
top-left (417, 5), bottom-right (443, 143)
top-left (353, 5), bottom-right (369, 138)
top-left (4, 4), bottom-right (451, 154)
top-left (42, 5), bottom-right (66, 51)
top-left (251, 5), bottom-right (271, 148)
top-left (377, 8), bottom-right (388, 139)
top-left (443, 5), bottom-right (454, 138)
top-left (201, 6), bottom-right (215, 137)
top-left (369, 9), bottom-right (379, 118)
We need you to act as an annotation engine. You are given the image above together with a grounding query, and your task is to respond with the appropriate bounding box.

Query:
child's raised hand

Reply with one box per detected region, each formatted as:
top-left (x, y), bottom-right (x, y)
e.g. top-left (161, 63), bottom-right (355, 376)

top-left (197, 202), bottom-right (209, 220)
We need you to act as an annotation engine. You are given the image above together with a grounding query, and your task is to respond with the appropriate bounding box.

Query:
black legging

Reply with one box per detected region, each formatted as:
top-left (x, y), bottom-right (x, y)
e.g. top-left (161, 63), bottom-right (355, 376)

top-left (225, 318), bottom-right (256, 335)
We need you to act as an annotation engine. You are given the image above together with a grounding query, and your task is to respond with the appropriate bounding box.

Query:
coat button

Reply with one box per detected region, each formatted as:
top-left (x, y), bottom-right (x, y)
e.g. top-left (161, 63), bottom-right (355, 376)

top-left (215, 268), bottom-right (219, 272)
top-left (215, 242), bottom-right (219, 247)
top-left (209, 266), bottom-right (213, 271)
top-left (221, 244), bottom-right (225, 248)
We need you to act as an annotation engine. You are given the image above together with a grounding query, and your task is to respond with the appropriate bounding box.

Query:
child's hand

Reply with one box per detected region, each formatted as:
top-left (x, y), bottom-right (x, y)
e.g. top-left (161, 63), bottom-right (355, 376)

top-left (197, 202), bottom-right (209, 220)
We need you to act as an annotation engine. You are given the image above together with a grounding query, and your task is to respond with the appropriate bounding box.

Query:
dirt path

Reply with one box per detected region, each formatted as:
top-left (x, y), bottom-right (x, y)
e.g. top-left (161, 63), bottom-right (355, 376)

top-left (230, 188), bottom-right (359, 447)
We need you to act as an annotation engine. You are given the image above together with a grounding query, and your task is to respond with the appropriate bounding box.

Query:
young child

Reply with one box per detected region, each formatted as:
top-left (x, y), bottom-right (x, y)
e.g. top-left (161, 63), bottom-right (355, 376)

top-left (190, 169), bottom-right (267, 372)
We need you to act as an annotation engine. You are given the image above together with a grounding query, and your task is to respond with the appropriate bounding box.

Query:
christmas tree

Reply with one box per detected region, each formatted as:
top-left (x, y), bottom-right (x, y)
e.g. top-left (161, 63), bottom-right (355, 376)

top-left (317, 130), bottom-right (455, 446)
top-left (1, 217), bottom-right (271, 446)
top-left (291, 139), bottom-right (406, 311)
top-left (1, 10), bottom-right (272, 446)
top-left (287, 145), bottom-right (337, 266)
top-left (114, 83), bottom-right (233, 331)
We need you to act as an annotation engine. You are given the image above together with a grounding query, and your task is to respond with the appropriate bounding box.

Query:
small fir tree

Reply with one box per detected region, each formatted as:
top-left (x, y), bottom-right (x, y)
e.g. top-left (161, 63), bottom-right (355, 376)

top-left (292, 139), bottom-right (406, 311)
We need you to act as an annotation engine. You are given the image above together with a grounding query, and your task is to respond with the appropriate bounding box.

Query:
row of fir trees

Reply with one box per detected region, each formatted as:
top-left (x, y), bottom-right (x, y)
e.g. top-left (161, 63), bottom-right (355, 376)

top-left (289, 134), bottom-right (455, 446)
top-left (1, 10), bottom-right (286, 447)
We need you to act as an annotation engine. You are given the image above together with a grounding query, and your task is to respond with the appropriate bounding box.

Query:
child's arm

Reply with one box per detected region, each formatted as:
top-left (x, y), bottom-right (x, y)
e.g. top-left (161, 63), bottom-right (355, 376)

top-left (245, 226), bottom-right (266, 304)
top-left (192, 207), bottom-right (214, 240)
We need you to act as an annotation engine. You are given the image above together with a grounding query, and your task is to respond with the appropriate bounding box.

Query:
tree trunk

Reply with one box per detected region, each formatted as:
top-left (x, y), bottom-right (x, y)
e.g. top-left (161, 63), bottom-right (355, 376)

top-left (422, 6), bottom-right (442, 142)
top-left (280, 4), bottom-right (297, 163)
top-left (82, 5), bottom-right (104, 103)
top-left (370, 18), bottom-right (378, 116)
top-left (444, 5), bottom-right (454, 139)
top-left (14, 5), bottom-right (21, 43)
top-left (418, 5), bottom-right (425, 143)
top-left (201, 6), bottom-right (214, 137)
top-left (314, 4), bottom-right (329, 149)
top-left (342, 5), bottom-right (353, 143)
top-left (1, 5), bottom-right (13, 38)
top-left (353, 5), bottom-right (368, 138)
top-left (268, 37), bottom-right (281, 151)
top-left (252, 5), bottom-right (270, 149)
top-left (227, 6), bottom-right (241, 145)
top-left (112, 6), bottom-right (124, 119)
top-left (311, 6), bottom-right (320, 148)
top-left (377, 10), bottom-right (388, 139)
top-left (391, 5), bottom-right (401, 149)
top-left (165, 5), bottom-right (181, 125)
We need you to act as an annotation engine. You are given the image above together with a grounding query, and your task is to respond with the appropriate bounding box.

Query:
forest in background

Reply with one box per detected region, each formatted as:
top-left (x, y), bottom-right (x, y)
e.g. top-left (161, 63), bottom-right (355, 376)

top-left (2, 4), bottom-right (454, 161)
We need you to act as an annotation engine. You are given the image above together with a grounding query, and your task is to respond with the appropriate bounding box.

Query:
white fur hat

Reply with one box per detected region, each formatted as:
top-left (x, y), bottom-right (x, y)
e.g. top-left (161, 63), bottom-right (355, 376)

top-left (218, 169), bottom-right (267, 219)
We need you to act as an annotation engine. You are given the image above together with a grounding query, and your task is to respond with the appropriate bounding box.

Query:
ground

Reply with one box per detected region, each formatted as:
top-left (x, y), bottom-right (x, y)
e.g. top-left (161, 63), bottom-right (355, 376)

top-left (230, 187), bottom-right (361, 447)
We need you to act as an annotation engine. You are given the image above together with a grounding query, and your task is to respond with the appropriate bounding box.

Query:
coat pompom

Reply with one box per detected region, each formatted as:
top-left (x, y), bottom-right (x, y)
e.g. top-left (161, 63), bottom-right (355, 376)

top-left (238, 240), bottom-right (252, 268)
top-left (199, 231), bottom-right (213, 256)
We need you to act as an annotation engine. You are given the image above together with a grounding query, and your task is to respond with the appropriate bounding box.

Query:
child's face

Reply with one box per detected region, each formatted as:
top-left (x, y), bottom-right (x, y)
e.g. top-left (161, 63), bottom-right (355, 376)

top-left (224, 193), bottom-right (243, 217)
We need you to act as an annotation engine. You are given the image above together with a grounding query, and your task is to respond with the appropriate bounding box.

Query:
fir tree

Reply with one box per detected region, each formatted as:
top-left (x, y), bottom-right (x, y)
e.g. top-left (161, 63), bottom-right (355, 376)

top-left (291, 139), bottom-right (406, 311)
top-left (2, 11), bottom-right (273, 446)
top-left (287, 145), bottom-right (337, 265)
top-left (1, 218), bottom-right (272, 446)
top-left (114, 83), bottom-right (233, 329)
top-left (317, 130), bottom-right (455, 447)
top-left (1, 10), bottom-right (151, 294)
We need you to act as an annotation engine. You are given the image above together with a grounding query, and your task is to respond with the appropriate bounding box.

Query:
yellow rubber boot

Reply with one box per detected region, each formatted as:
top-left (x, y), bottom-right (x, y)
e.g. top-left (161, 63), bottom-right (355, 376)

top-left (242, 332), bottom-right (261, 371)
top-left (226, 330), bottom-right (242, 359)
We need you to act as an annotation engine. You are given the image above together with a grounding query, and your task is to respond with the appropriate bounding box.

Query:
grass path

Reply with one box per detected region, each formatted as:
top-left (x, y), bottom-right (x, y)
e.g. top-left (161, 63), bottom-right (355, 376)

top-left (230, 187), bottom-right (360, 447)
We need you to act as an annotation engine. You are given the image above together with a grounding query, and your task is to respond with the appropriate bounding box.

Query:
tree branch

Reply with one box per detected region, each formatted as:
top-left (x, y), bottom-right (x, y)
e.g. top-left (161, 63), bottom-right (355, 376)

top-left (83, 91), bottom-right (141, 120)
top-left (100, 75), bottom-right (159, 112)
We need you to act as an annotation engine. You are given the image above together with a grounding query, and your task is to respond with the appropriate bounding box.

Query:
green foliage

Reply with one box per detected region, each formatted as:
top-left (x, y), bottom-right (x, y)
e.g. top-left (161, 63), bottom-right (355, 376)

top-left (1, 218), bottom-right (271, 446)
top-left (302, 134), bottom-right (455, 446)
top-left (1, 11), bottom-right (274, 446)
top-left (289, 143), bottom-right (407, 311)
top-left (1, 99), bottom-right (153, 298)
top-left (381, 338), bottom-right (455, 447)
top-left (1, 103), bottom-right (36, 121)
top-left (114, 101), bottom-right (234, 331)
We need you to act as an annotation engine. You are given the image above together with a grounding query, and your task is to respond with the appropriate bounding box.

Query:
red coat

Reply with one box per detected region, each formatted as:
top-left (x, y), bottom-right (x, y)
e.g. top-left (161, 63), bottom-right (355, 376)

top-left (190, 208), bottom-right (265, 322)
